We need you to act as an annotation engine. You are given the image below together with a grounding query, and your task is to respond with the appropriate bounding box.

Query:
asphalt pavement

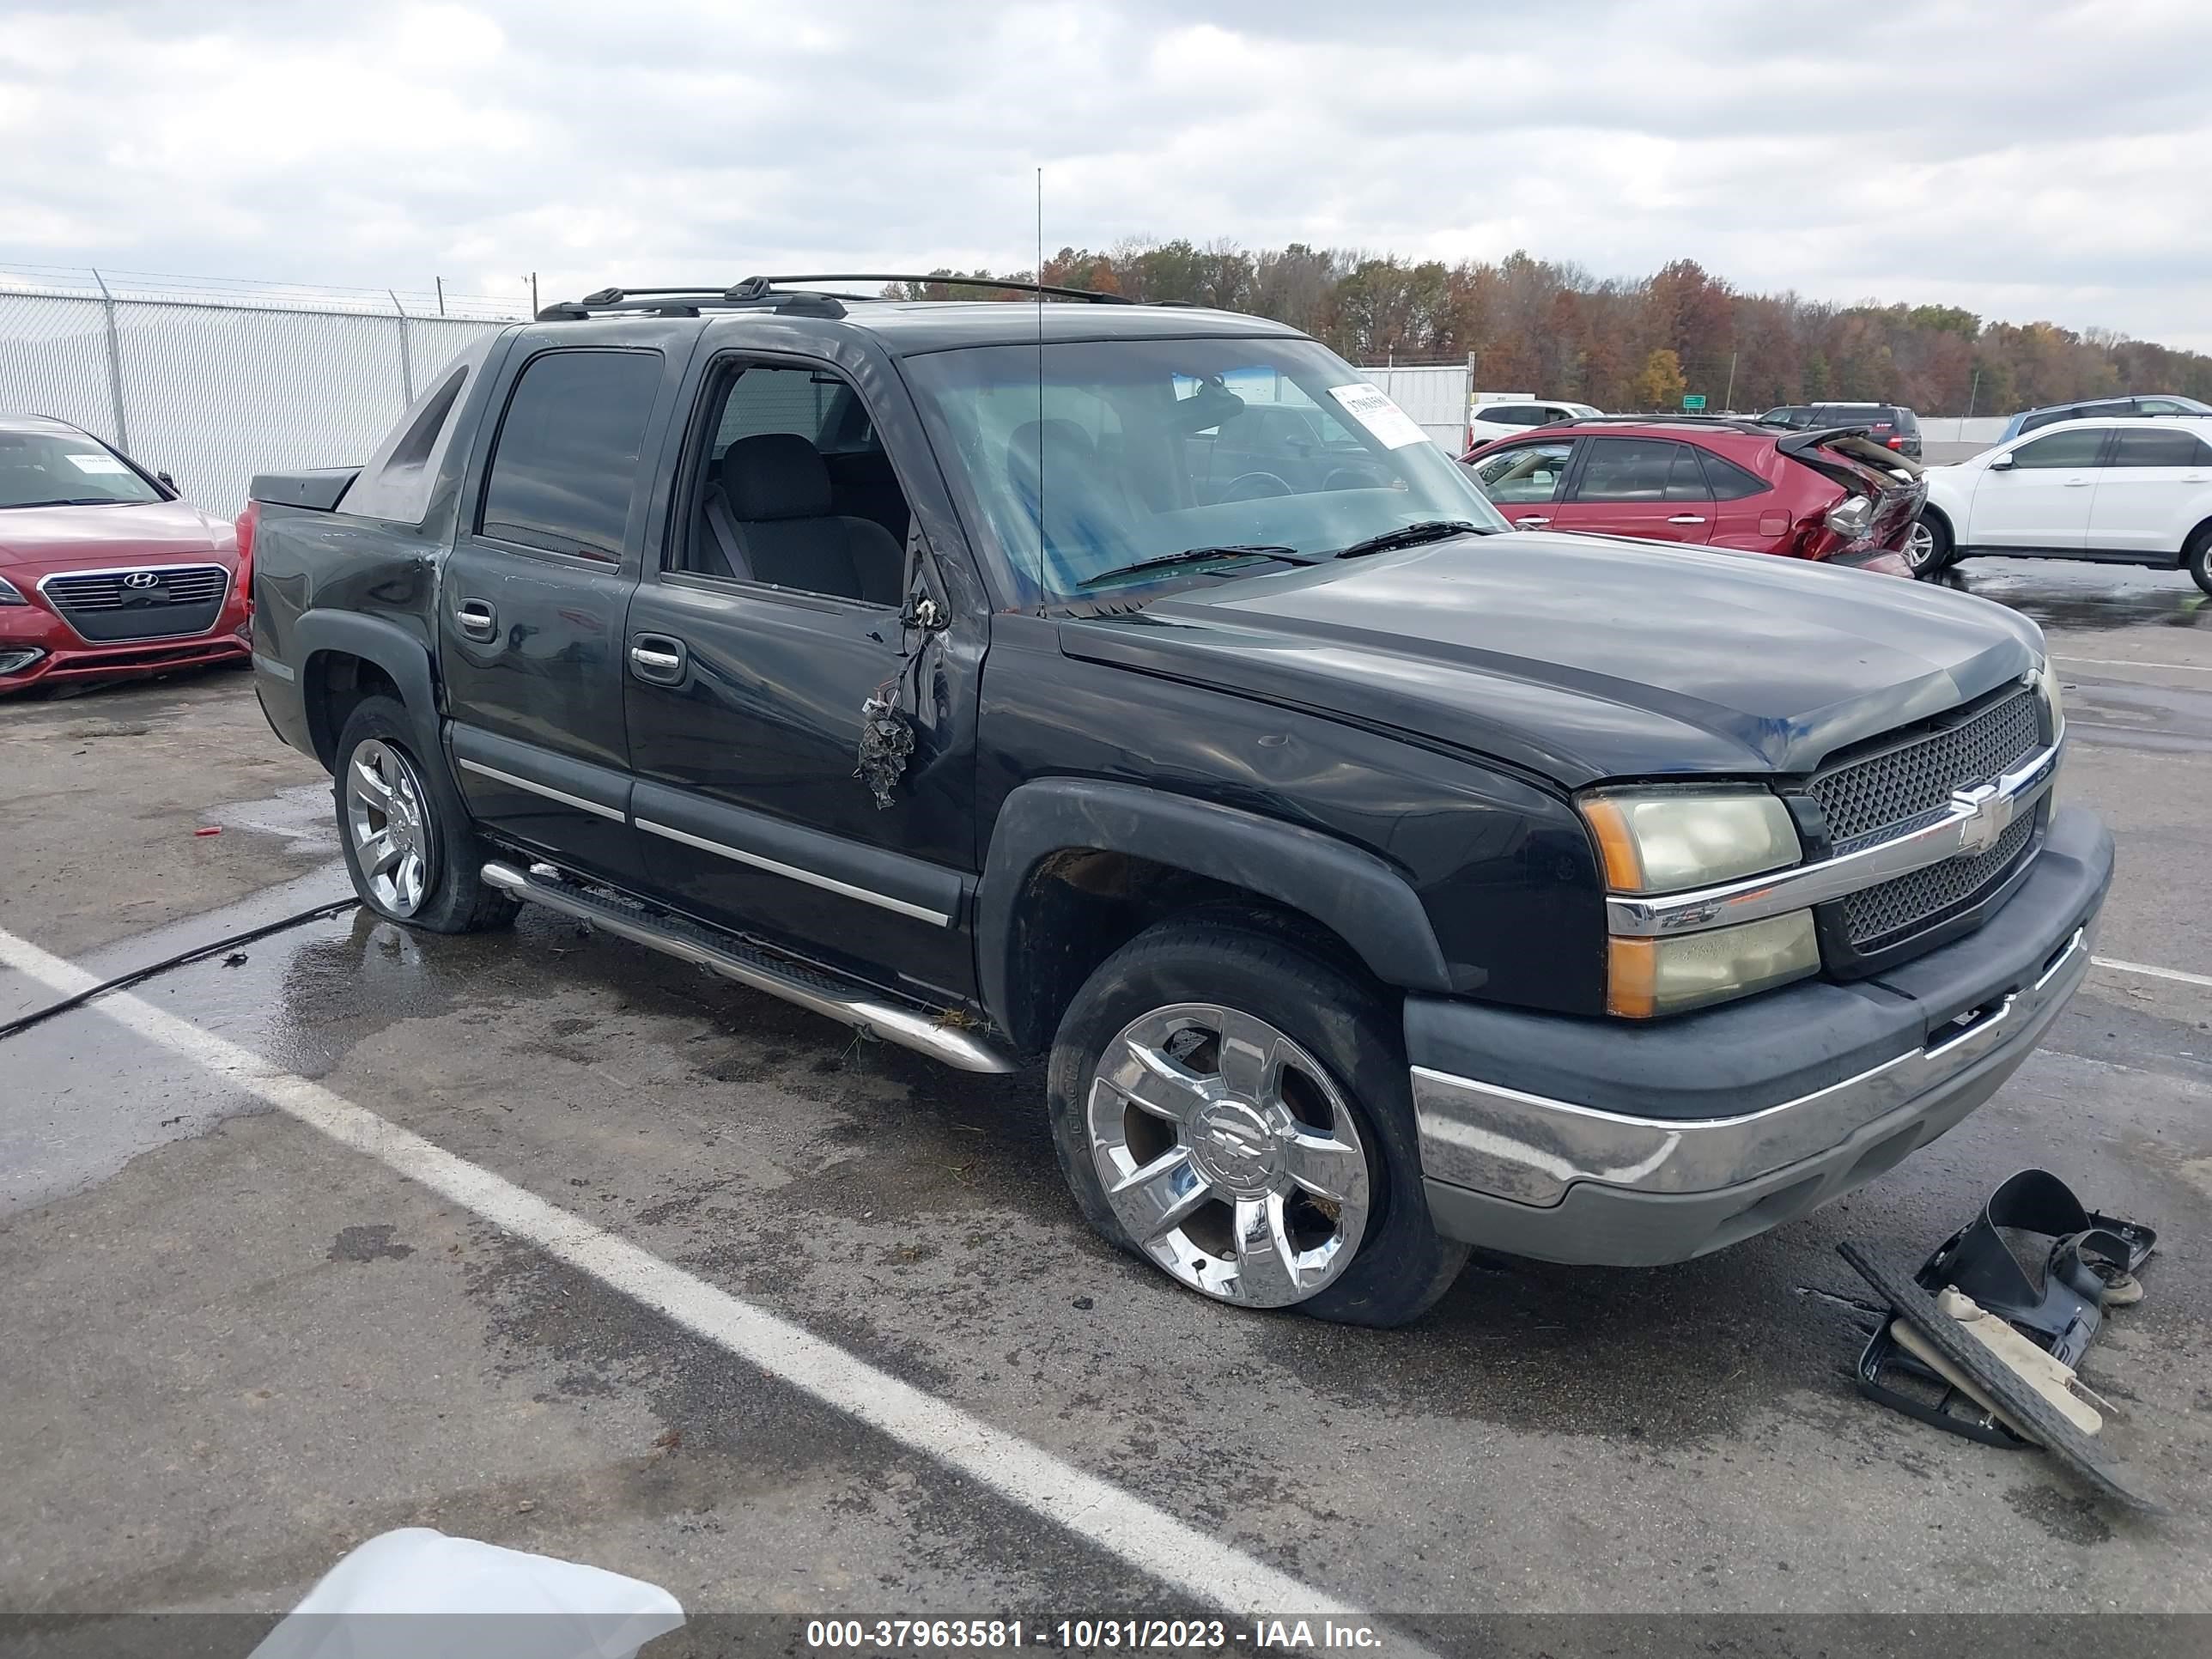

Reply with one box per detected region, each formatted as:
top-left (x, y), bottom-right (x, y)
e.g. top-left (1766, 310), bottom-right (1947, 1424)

top-left (2, 560), bottom-right (2209, 1653)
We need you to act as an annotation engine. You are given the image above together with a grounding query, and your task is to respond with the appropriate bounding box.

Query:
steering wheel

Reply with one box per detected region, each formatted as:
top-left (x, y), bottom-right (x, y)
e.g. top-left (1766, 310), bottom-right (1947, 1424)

top-left (1322, 466), bottom-right (1385, 492)
top-left (1219, 471), bottom-right (1293, 502)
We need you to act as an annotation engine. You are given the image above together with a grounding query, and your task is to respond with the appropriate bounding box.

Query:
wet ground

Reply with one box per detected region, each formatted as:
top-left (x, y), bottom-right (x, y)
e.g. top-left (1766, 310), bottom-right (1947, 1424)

top-left (2, 561), bottom-right (2209, 1647)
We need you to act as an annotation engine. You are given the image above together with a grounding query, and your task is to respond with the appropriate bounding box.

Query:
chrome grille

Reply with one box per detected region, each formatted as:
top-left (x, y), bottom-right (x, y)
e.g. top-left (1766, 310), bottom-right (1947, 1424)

top-left (42, 566), bottom-right (230, 611)
top-left (39, 564), bottom-right (231, 642)
top-left (1838, 812), bottom-right (2037, 951)
top-left (1811, 688), bottom-right (2040, 850)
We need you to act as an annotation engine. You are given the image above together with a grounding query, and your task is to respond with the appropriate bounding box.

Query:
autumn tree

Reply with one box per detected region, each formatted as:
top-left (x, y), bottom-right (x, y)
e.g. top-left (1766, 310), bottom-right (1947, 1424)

top-left (1631, 348), bottom-right (1687, 410)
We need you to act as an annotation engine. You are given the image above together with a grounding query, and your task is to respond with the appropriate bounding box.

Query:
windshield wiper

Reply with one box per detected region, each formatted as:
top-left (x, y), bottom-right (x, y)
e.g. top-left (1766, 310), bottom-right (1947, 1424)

top-left (1328, 520), bottom-right (1486, 559)
top-left (1079, 544), bottom-right (1310, 588)
top-left (2, 497), bottom-right (121, 509)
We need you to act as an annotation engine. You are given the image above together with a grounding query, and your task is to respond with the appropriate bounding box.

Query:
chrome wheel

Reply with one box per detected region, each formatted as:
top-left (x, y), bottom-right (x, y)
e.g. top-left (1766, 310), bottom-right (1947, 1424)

top-left (1085, 1002), bottom-right (1370, 1308)
top-left (343, 738), bottom-right (434, 918)
top-left (1904, 519), bottom-right (1937, 572)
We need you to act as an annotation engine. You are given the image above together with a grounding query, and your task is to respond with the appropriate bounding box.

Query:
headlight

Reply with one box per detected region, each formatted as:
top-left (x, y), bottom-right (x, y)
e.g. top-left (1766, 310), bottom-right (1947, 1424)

top-left (1581, 785), bottom-right (1815, 1017)
top-left (1825, 495), bottom-right (1874, 540)
top-left (1580, 785), bottom-right (1801, 894)
top-left (1607, 911), bottom-right (1821, 1018)
top-left (2034, 656), bottom-right (2065, 743)
top-left (0, 576), bottom-right (27, 606)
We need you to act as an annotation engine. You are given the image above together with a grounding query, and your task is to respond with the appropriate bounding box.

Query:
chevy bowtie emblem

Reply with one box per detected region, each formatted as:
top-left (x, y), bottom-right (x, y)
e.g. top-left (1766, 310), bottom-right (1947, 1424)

top-left (122, 571), bottom-right (161, 589)
top-left (1951, 782), bottom-right (2004, 856)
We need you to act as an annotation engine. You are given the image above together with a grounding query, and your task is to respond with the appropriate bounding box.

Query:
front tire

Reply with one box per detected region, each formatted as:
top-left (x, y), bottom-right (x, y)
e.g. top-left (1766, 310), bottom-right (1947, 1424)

top-left (2187, 526), bottom-right (2212, 598)
top-left (1047, 916), bottom-right (1468, 1327)
top-left (334, 696), bottom-right (518, 933)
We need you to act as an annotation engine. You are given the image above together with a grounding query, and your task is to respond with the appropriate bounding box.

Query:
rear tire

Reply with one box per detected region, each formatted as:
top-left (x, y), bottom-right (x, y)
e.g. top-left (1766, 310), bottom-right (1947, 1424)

top-left (1047, 916), bottom-right (1468, 1328)
top-left (2187, 526), bottom-right (2212, 598)
top-left (334, 696), bottom-right (518, 934)
top-left (1905, 513), bottom-right (1954, 578)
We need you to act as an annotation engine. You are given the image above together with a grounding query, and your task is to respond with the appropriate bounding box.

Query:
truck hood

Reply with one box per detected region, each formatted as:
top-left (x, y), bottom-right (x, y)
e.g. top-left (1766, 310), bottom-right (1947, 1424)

top-left (1057, 531), bottom-right (2044, 787)
top-left (0, 499), bottom-right (234, 576)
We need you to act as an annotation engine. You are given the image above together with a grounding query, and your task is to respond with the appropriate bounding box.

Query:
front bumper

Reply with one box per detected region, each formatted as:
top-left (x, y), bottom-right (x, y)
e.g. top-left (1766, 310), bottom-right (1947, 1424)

top-left (1408, 804), bottom-right (2112, 1266)
top-left (0, 586), bottom-right (251, 692)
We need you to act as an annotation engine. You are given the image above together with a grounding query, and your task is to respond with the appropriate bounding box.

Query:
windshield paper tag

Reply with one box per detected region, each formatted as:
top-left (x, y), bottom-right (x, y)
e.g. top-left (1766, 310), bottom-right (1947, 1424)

top-left (1328, 385), bottom-right (1430, 449)
top-left (65, 454), bottom-right (129, 474)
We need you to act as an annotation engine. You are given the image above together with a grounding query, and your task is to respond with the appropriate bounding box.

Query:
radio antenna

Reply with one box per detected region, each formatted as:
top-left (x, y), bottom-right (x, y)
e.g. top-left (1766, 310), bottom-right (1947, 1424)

top-left (1034, 164), bottom-right (1046, 614)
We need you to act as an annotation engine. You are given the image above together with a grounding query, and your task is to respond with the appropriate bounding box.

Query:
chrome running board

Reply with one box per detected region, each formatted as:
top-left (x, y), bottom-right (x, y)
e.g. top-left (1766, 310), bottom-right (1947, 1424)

top-left (482, 860), bottom-right (1017, 1074)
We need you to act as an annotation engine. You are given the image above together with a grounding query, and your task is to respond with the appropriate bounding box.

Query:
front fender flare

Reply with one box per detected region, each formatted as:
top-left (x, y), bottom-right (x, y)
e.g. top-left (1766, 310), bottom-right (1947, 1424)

top-left (975, 778), bottom-right (1453, 1043)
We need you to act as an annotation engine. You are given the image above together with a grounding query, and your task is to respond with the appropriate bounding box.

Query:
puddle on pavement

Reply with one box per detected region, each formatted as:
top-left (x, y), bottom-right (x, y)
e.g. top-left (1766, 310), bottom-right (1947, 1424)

top-left (1942, 558), bottom-right (2209, 635)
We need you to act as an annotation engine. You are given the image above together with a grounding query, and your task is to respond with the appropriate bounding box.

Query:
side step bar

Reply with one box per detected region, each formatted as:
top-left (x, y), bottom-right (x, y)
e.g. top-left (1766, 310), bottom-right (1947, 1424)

top-left (481, 860), bottom-right (1018, 1075)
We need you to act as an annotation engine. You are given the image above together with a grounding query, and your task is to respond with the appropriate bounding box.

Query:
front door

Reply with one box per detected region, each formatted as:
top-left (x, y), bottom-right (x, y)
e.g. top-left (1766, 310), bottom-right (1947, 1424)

top-left (621, 351), bottom-right (983, 1006)
top-left (1967, 426), bottom-right (2109, 552)
top-left (2086, 425), bottom-right (2212, 556)
top-left (1467, 438), bottom-right (1575, 530)
top-left (1550, 436), bottom-right (1717, 544)
top-left (439, 342), bottom-right (678, 883)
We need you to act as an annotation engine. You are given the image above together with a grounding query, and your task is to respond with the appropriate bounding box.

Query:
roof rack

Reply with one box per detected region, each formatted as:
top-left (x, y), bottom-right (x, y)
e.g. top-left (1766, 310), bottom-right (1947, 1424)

top-left (537, 272), bottom-right (1132, 323)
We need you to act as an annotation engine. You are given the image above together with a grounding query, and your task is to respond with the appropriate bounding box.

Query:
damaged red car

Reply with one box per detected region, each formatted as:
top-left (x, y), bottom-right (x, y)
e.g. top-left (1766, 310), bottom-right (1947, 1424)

top-left (0, 414), bottom-right (250, 694)
top-left (1463, 415), bottom-right (1927, 576)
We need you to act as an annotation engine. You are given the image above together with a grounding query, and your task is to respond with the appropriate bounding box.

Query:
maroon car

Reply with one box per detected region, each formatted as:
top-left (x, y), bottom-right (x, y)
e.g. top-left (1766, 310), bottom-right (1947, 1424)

top-left (1463, 416), bottom-right (1926, 575)
top-left (0, 414), bottom-right (251, 694)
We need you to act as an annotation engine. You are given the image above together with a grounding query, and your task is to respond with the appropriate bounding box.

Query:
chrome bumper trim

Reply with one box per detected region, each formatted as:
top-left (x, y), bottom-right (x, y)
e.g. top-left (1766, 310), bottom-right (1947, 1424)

top-left (1606, 738), bottom-right (2062, 939)
top-left (1412, 924), bottom-right (2088, 1206)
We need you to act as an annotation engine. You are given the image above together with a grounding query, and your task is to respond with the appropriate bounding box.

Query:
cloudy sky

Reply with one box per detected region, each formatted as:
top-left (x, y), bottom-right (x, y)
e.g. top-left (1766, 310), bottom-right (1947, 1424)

top-left (3, 0), bottom-right (2208, 347)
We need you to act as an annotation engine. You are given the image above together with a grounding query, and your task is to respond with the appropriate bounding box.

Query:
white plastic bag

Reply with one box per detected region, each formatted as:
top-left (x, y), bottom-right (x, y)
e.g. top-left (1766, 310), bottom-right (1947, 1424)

top-left (250, 1528), bottom-right (684, 1659)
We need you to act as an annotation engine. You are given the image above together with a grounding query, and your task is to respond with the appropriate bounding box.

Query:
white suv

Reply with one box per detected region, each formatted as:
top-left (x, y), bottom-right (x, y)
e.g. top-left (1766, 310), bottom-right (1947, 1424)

top-left (1916, 416), bottom-right (2212, 592)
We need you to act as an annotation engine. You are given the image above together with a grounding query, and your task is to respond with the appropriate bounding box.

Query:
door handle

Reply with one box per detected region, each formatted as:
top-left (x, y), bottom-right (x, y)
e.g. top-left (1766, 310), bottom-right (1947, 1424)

top-left (456, 599), bottom-right (497, 641)
top-left (2063, 478), bottom-right (2092, 488)
top-left (1516, 516), bottom-right (1552, 527)
top-left (1667, 514), bottom-right (1708, 525)
top-left (629, 635), bottom-right (687, 685)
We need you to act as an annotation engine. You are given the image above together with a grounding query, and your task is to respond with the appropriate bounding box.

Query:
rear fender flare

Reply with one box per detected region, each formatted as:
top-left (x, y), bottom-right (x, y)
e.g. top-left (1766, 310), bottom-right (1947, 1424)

top-left (295, 610), bottom-right (445, 774)
top-left (975, 778), bottom-right (1452, 1043)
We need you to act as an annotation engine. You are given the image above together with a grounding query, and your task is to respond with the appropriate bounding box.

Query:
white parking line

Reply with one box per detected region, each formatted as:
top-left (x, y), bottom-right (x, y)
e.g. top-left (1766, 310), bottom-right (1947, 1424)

top-left (0, 924), bottom-right (1386, 1629)
top-left (2053, 654), bottom-right (2212, 676)
top-left (2093, 956), bottom-right (2212, 991)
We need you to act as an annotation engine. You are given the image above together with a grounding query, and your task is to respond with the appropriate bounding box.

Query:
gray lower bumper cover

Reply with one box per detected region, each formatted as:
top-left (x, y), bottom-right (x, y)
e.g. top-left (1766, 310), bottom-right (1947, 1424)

top-left (1408, 805), bottom-right (2113, 1267)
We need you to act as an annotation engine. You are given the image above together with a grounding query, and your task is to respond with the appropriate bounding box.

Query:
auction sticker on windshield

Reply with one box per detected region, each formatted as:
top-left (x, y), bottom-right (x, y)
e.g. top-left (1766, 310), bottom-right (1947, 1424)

top-left (64, 454), bottom-right (130, 474)
top-left (1328, 384), bottom-right (1430, 448)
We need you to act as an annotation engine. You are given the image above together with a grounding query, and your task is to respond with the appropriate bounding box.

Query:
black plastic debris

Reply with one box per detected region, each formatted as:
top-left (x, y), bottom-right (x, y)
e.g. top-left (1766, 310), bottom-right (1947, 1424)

top-left (854, 690), bottom-right (915, 810)
top-left (1839, 1167), bottom-right (2160, 1510)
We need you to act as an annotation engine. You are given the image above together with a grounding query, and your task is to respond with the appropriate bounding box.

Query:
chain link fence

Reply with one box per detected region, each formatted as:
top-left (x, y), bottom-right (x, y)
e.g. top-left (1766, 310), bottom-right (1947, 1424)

top-left (0, 267), bottom-right (527, 519)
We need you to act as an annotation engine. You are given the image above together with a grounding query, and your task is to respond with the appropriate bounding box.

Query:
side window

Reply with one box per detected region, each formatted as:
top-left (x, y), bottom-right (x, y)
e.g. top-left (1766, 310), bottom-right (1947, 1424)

top-left (2109, 428), bottom-right (2212, 467)
top-left (479, 349), bottom-right (662, 561)
top-left (1474, 441), bottom-right (1573, 503)
top-left (2136, 398), bottom-right (2190, 416)
top-left (1699, 450), bottom-right (1770, 500)
top-left (1482, 404), bottom-right (1547, 425)
top-left (2007, 428), bottom-right (2108, 470)
top-left (1574, 439), bottom-right (1698, 502)
top-left (678, 360), bottom-right (909, 606)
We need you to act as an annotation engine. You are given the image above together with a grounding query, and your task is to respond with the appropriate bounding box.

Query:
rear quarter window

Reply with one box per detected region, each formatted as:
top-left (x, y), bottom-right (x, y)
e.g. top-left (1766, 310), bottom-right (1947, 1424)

top-left (1699, 449), bottom-right (1770, 500)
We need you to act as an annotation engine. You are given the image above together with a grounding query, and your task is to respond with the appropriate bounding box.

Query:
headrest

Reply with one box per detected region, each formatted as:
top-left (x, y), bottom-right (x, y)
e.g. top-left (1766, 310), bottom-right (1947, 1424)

top-left (1005, 419), bottom-right (1095, 483)
top-left (720, 433), bottom-right (833, 522)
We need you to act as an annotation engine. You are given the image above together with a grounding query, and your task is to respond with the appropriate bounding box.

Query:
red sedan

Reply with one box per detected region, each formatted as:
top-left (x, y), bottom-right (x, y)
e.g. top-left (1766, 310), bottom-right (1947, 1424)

top-left (1, 414), bottom-right (251, 695)
top-left (1462, 415), bottom-right (1927, 575)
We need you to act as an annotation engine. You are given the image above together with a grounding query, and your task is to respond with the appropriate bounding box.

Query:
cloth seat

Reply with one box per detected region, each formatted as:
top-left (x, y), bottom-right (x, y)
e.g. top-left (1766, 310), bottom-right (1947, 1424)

top-left (718, 433), bottom-right (902, 604)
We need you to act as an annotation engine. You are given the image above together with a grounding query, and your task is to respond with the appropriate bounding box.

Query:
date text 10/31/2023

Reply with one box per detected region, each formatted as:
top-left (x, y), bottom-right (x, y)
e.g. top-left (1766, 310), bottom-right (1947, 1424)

top-left (804, 1618), bottom-right (1387, 1650)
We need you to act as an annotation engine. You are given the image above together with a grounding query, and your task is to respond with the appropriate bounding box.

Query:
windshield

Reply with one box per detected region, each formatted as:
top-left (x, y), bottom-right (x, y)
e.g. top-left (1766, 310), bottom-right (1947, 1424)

top-left (902, 337), bottom-right (1507, 605)
top-left (0, 430), bottom-right (163, 509)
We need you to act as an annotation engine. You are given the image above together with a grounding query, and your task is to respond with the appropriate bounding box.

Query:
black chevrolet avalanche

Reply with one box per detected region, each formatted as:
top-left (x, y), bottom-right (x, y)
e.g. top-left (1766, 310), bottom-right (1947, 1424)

top-left (247, 277), bottom-right (2109, 1327)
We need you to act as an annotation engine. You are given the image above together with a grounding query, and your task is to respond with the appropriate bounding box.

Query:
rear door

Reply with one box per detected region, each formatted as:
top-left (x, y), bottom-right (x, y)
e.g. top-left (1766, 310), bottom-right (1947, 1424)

top-left (439, 338), bottom-right (683, 883)
top-left (2086, 425), bottom-right (2212, 556)
top-left (1966, 425), bottom-right (2111, 552)
top-left (1550, 437), bottom-right (1716, 544)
